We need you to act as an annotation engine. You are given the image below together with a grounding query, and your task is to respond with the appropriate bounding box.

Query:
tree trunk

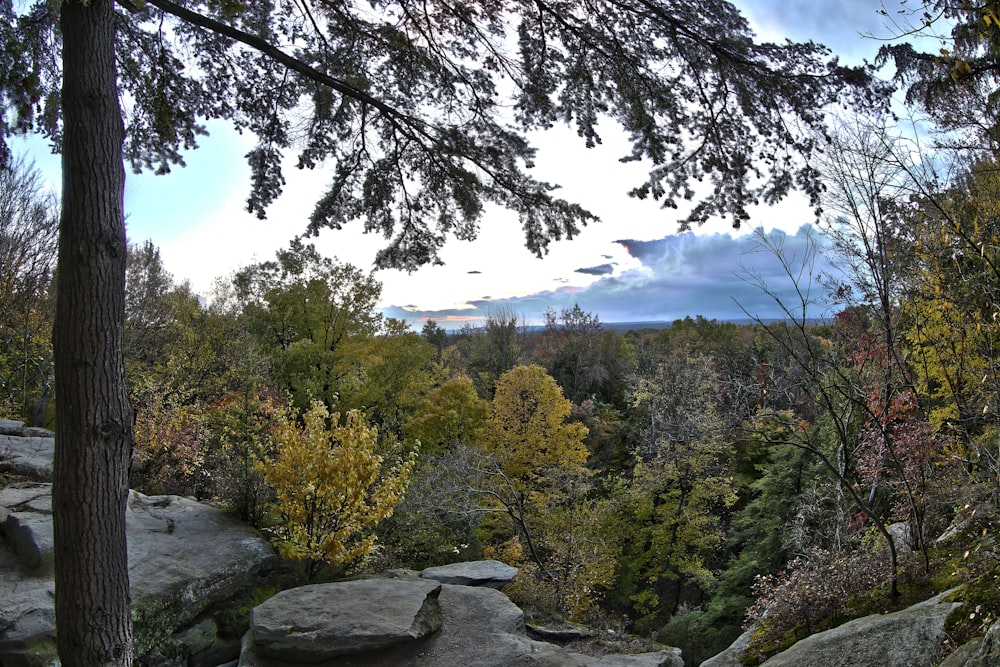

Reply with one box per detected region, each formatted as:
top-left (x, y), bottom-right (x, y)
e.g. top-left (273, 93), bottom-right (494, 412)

top-left (53, 2), bottom-right (133, 665)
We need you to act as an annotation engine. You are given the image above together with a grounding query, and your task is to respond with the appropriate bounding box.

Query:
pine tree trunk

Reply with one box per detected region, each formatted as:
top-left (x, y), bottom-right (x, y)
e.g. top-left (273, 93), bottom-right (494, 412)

top-left (53, 1), bottom-right (134, 665)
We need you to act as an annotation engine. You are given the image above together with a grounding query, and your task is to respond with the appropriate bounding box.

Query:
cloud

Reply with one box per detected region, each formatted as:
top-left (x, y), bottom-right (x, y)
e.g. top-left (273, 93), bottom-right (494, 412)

top-left (386, 225), bottom-right (844, 328)
top-left (575, 263), bottom-right (615, 276)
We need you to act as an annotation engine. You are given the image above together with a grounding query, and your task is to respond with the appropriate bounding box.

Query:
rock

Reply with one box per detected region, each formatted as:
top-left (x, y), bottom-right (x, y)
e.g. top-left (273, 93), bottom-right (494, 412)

top-left (758, 590), bottom-right (960, 667)
top-left (0, 419), bottom-right (25, 435)
top-left (419, 559), bottom-right (518, 589)
top-left (527, 622), bottom-right (596, 642)
top-left (404, 583), bottom-right (589, 667)
top-left (0, 484), bottom-right (278, 666)
top-left (699, 626), bottom-right (754, 667)
top-left (940, 619), bottom-right (1000, 667)
top-left (240, 578), bottom-right (654, 667)
top-left (246, 578), bottom-right (443, 662)
top-left (126, 491), bottom-right (279, 656)
top-left (2, 511), bottom-right (53, 570)
top-left (0, 587), bottom-right (57, 667)
top-left (21, 427), bottom-right (54, 439)
top-left (0, 434), bottom-right (55, 482)
top-left (583, 651), bottom-right (684, 667)
top-left (0, 483), bottom-right (51, 523)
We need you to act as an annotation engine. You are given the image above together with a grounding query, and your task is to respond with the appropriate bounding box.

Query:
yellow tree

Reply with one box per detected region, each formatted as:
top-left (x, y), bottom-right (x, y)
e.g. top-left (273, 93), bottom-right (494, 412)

top-left (481, 364), bottom-right (588, 484)
top-left (477, 365), bottom-right (614, 620)
top-left (259, 400), bottom-right (415, 580)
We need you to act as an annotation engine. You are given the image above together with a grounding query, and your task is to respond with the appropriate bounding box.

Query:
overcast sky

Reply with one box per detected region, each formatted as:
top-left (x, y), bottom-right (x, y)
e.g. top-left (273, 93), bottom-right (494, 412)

top-left (17, 1), bottom-right (929, 328)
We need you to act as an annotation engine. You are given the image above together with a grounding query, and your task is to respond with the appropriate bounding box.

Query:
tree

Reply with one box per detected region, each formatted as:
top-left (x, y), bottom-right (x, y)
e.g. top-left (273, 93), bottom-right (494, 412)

top-left (0, 0), bottom-right (889, 661)
top-left (480, 364), bottom-right (588, 484)
top-left (258, 400), bottom-right (415, 581)
top-left (403, 374), bottom-right (487, 456)
top-left (235, 239), bottom-right (383, 411)
top-left (0, 156), bottom-right (57, 424)
top-left (877, 1), bottom-right (1000, 151)
top-left (421, 319), bottom-right (448, 364)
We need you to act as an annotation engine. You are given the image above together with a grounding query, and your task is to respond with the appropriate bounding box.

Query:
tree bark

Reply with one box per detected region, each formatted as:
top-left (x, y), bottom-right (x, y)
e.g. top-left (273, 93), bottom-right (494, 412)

top-left (53, 1), bottom-right (133, 665)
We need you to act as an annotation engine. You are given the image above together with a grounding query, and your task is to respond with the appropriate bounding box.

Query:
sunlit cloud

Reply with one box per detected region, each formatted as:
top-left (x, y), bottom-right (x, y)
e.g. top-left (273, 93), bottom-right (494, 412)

top-left (387, 226), bottom-right (844, 329)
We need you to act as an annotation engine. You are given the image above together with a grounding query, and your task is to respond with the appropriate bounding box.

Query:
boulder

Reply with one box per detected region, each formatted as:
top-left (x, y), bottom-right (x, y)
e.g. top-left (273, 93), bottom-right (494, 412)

top-left (246, 578), bottom-right (443, 662)
top-left (239, 575), bottom-right (683, 667)
top-left (698, 626), bottom-right (754, 667)
top-left (0, 434), bottom-right (55, 482)
top-left (585, 652), bottom-right (683, 667)
top-left (758, 590), bottom-right (960, 667)
top-left (419, 559), bottom-right (518, 589)
top-left (126, 491), bottom-right (279, 655)
top-left (2, 511), bottom-right (54, 570)
top-left (0, 419), bottom-right (25, 435)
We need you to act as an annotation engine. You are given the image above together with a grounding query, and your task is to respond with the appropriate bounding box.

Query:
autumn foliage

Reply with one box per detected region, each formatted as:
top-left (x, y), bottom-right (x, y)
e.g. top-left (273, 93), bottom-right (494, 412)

top-left (258, 400), bottom-right (415, 580)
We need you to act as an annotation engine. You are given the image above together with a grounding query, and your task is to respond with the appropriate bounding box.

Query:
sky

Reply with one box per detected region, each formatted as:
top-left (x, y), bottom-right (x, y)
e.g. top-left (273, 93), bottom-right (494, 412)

top-left (15, 1), bottom-right (934, 329)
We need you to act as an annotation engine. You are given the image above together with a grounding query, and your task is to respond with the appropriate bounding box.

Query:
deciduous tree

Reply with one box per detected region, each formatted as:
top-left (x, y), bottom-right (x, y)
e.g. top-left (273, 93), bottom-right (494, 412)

top-left (259, 400), bottom-right (415, 581)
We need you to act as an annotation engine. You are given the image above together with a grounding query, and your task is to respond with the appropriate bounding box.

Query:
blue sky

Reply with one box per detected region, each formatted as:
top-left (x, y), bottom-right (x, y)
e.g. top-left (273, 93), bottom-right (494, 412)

top-left (16, 1), bottom-right (926, 328)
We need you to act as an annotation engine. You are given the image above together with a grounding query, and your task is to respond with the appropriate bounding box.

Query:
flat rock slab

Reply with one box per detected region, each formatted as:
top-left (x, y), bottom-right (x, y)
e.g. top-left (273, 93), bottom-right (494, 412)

top-left (0, 434), bottom-right (55, 482)
top-left (760, 590), bottom-right (960, 667)
top-left (0, 485), bottom-right (278, 666)
top-left (419, 559), bottom-right (518, 589)
top-left (249, 579), bottom-right (443, 662)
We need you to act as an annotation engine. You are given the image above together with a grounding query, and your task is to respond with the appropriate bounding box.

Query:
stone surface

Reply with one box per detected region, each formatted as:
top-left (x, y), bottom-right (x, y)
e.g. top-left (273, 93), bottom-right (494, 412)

top-left (699, 626), bottom-right (754, 667)
top-left (940, 619), bottom-right (1000, 667)
top-left (126, 491), bottom-right (279, 655)
top-left (758, 591), bottom-right (960, 667)
top-left (0, 419), bottom-right (25, 435)
top-left (419, 559), bottom-right (518, 589)
top-left (584, 651), bottom-right (684, 667)
top-left (2, 511), bottom-right (53, 570)
top-left (248, 578), bottom-right (443, 662)
top-left (0, 482), bottom-right (278, 666)
top-left (226, 567), bottom-right (692, 667)
top-left (0, 434), bottom-right (55, 482)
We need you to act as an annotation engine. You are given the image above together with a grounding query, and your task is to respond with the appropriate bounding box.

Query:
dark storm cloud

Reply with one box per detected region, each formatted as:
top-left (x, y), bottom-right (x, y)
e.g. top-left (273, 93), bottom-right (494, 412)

top-left (575, 264), bottom-right (615, 276)
top-left (387, 226), bottom-right (844, 328)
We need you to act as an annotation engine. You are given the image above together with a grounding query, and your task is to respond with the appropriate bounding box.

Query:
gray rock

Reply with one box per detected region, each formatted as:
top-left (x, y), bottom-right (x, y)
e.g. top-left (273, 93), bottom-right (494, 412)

top-left (0, 419), bottom-right (25, 435)
top-left (0, 590), bottom-right (58, 667)
top-left (940, 619), bottom-right (1000, 667)
top-left (126, 491), bottom-right (279, 655)
top-left (247, 578), bottom-right (443, 662)
top-left (2, 511), bottom-right (53, 570)
top-left (0, 483), bottom-right (51, 523)
top-left (0, 484), bottom-right (277, 666)
top-left (583, 650), bottom-right (684, 667)
top-left (0, 434), bottom-right (55, 481)
top-left (527, 622), bottom-right (595, 642)
top-left (419, 559), bottom-right (518, 589)
top-left (759, 590), bottom-right (960, 667)
top-left (699, 626), bottom-right (754, 667)
top-left (405, 583), bottom-right (590, 667)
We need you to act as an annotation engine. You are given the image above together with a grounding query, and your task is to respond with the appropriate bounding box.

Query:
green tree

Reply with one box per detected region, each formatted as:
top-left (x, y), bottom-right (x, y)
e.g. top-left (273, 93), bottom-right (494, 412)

top-left (0, 0), bottom-right (888, 660)
top-left (534, 304), bottom-right (628, 405)
top-left (339, 318), bottom-right (437, 441)
top-left (613, 353), bottom-right (736, 630)
top-left (259, 400), bottom-right (415, 581)
top-left (235, 239), bottom-right (383, 411)
top-left (404, 374), bottom-right (487, 456)
top-left (421, 319), bottom-right (448, 364)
